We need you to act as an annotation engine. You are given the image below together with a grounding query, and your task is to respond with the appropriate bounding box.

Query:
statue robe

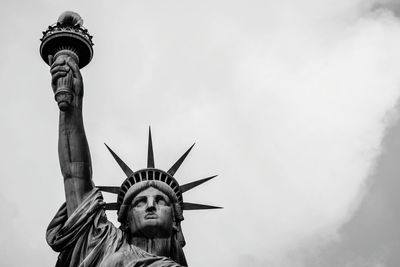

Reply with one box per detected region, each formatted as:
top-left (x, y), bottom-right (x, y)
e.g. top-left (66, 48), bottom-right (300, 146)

top-left (46, 188), bottom-right (182, 267)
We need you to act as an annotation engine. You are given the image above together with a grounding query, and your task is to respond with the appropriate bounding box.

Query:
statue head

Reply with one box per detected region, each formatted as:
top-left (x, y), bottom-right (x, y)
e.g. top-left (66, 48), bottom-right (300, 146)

top-left (116, 178), bottom-right (187, 265)
top-left (118, 180), bottom-right (184, 239)
top-left (126, 186), bottom-right (174, 238)
top-left (98, 128), bottom-right (221, 265)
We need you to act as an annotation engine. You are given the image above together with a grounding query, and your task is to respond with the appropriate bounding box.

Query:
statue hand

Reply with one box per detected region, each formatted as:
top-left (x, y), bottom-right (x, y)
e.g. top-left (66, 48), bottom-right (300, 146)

top-left (50, 55), bottom-right (84, 107)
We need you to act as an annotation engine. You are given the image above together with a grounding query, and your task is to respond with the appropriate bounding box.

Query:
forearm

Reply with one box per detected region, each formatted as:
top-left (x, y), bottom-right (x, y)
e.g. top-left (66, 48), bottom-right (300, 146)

top-left (59, 104), bottom-right (94, 216)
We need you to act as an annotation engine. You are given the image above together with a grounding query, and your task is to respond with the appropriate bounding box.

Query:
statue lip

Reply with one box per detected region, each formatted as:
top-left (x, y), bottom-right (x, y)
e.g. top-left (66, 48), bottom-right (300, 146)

top-left (144, 213), bottom-right (158, 219)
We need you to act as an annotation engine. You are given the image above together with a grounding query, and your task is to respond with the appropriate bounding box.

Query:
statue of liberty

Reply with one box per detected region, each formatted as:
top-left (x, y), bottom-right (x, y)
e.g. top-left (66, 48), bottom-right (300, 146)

top-left (41, 11), bottom-right (219, 267)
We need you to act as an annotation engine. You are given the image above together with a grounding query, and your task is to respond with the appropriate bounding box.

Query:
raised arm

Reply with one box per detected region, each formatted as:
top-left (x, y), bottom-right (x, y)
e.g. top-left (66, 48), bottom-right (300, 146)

top-left (50, 56), bottom-right (94, 216)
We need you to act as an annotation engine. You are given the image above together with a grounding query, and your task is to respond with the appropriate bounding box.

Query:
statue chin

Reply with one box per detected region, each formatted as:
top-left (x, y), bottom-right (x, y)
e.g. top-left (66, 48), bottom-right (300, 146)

top-left (131, 223), bottom-right (173, 239)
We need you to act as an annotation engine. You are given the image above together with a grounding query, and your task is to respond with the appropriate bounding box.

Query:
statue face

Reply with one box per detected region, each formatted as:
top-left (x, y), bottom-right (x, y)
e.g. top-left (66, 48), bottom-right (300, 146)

top-left (127, 187), bottom-right (174, 238)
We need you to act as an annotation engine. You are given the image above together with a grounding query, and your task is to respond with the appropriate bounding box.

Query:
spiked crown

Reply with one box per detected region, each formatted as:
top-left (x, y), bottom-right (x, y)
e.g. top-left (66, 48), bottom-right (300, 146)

top-left (98, 128), bottom-right (221, 218)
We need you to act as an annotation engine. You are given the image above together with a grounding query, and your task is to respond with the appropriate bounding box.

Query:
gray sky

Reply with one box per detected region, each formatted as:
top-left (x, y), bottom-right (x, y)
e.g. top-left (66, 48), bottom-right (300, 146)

top-left (1, 0), bottom-right (400, 266)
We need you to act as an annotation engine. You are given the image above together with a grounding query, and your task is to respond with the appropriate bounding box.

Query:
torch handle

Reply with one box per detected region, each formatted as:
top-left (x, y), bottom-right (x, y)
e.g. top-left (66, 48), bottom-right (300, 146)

top-left (52, 51), bottom-right (79, 111)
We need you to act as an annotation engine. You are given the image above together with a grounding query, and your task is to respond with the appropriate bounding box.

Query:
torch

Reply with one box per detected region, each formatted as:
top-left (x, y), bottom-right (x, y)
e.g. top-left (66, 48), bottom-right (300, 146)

top-left (40, 11), bottom-right (94, 111)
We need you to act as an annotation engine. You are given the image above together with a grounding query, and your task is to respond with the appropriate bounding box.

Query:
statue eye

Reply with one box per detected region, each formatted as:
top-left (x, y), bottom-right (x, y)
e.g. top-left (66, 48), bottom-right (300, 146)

top-left (132, 197), bottom-right (146, 208)
top-left (156, 196), bottom-right (169, 206)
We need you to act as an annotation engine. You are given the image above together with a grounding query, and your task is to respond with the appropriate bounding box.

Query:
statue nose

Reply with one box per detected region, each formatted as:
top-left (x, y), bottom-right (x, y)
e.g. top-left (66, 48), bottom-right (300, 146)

top-left (146, 198), bottom-right (156, 212)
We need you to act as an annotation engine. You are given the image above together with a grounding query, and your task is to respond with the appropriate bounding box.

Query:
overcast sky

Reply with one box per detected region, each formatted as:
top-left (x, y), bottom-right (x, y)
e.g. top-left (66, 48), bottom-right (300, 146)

top-left (1, 0), bottom-right (400, 266)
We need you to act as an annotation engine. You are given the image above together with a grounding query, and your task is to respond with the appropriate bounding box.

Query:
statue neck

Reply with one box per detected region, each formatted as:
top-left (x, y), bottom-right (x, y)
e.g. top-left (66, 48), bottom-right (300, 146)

top-left (130, 236), bottom-right (171, 257)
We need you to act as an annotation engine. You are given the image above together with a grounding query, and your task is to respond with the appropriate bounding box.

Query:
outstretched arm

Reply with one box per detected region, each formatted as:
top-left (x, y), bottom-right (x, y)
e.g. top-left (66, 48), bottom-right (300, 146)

top-left (51, 56), bottom-right (94, 216)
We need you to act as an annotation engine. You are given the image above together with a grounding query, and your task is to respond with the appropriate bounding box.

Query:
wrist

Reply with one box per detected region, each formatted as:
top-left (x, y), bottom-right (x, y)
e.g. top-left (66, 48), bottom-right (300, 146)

top-left (59, 103), bottom-right (84, 129)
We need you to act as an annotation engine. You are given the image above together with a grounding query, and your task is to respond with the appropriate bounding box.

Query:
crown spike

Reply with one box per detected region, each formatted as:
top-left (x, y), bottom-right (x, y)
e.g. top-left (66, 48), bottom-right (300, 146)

top-left (167, 143), bottom-right (195, 176)
top-left (104, 143), bottom-right (134, 177)
top-left (183, 202), bottom-right (222, 210)
top-left (180, 175), bottom-right (217, 193)
top-left (147, 126), bottom-right (155, 168)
